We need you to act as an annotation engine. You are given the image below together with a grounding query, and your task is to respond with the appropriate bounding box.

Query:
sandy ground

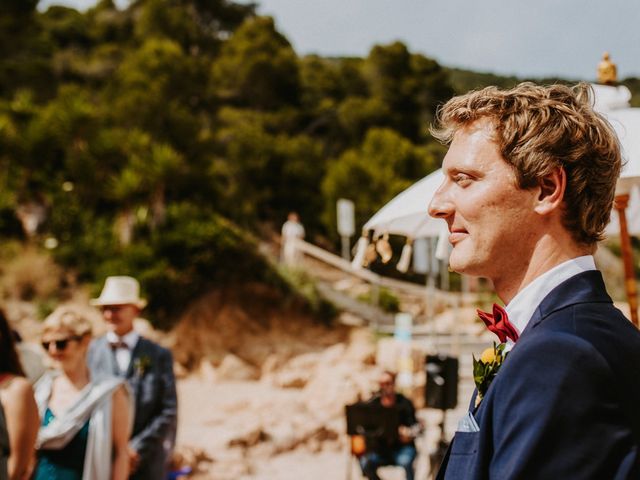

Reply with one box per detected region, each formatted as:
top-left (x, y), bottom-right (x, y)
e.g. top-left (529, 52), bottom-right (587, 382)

top-left (176, 376), bottom-right (418, 479)
top-left (175, 364), bottom-right (477, 480)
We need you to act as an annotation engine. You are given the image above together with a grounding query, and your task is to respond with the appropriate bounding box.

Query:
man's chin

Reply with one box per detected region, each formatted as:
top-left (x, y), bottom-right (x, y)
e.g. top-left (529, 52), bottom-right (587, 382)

top-left (106, 323), bottom-right (125, 336)
top-left (449, 255), bottom-right (479, 276)
top-left (448, 255), bottom-right (468, 274)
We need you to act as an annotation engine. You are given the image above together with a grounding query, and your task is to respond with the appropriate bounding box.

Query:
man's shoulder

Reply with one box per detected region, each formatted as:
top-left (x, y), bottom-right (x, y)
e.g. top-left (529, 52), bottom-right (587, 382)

top-left (365, 394), bottom-right (382, 406)
top-left (535, 300), bottom-right (640, 349)
top-left (503, 310), bottom-right (640, 388)
top-left (88, 335), bottom-right (109, 351)
top-left (395, 393), bottom-right (415, 407)
top-left (135, 336), bottom-right (173, 358)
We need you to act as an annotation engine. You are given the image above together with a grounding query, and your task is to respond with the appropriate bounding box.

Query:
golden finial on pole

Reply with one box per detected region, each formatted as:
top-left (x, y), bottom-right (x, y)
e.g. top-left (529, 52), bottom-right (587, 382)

top-left (597, 52), bottom-right (618, 85)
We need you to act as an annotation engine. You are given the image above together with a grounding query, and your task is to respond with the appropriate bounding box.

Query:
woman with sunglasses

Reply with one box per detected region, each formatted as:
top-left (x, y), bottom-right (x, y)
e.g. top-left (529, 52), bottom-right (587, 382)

top-left (0, 308), bottom-right (39, 480)
top-left (34, 306), bottom-right (132, 480)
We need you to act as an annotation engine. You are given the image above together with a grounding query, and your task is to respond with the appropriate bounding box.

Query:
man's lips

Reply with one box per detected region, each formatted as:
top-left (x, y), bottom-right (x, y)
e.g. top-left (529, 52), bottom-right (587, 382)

top-left (448, 228), bottom-right (468, 244)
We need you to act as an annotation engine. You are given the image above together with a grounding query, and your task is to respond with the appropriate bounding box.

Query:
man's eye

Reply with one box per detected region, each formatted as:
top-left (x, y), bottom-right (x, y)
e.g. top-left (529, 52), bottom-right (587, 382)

top-left (453, 173), bottom-right (472, 184)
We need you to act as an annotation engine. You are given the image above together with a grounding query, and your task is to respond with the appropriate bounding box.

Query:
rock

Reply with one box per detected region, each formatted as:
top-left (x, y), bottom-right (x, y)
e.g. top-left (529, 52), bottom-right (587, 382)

top-left (303, 362), bottom-right (365, 418)
top-left (345, 329), bottom-right (376, 365)
top-left (260, 353), bottom-right (284, 378)
top-left (227, 426), bottom-right (269, 448)
top-left (205, 456), bottom-right (252, 480)
top-left (267, 422), bottom-right (298, 452)
top-left (216, 354), bottom-right (259, 381)
top-left (273, 370), bottom-right (310, 389)
top-left (269, 351), bottom-right (323, 388)
top-left (171, 445), bottom-right (214, 473)
top-left (197, 360), bottom-right (217, 383)
top-left (173, 361), bottom-right (188, 379)
top-left (375, 337), bottom-right (399, 372)
top-left (319, 343), bottom-right (347, 365)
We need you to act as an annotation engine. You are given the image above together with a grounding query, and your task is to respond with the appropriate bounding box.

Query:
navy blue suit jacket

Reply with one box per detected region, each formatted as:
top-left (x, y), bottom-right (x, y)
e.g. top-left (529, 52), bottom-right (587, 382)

top-left (438, 271), bottom-right (640, 479)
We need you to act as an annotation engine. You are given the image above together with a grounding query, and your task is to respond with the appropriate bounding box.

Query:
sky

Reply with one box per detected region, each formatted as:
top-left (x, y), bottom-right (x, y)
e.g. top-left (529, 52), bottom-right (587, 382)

top-left (38, 0), bottom-right (640, 81)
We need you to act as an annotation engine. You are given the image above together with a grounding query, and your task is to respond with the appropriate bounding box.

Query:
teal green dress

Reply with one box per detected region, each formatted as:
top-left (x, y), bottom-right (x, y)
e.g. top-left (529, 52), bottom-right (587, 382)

top-left (34, 408), bottom-right (89, 480)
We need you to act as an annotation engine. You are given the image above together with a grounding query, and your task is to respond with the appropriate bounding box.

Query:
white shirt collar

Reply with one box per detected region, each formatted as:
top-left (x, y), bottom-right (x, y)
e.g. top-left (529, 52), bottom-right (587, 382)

top-left (106, 329), bottom-right (139, 349)
top-left (504, 255), bottom-right (596, 344)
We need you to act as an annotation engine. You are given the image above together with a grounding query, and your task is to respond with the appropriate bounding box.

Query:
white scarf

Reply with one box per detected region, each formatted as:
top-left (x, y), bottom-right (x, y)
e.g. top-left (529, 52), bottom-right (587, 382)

top-left (34, 372), bottom-right (129, 480)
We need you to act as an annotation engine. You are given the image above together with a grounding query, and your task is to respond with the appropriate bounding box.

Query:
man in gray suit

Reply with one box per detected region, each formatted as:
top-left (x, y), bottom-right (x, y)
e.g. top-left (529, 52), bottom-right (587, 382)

top-left (88, 276), bottom-right (177, 480)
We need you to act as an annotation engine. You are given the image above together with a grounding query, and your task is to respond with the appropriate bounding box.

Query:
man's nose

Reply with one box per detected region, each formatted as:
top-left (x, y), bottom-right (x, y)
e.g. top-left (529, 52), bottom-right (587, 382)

top-left (428, 184), bottom-right (453, 219)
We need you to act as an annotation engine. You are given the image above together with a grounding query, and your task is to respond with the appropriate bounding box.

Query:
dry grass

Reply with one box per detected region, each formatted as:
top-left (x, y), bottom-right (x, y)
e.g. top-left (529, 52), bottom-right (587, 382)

top-left (167, 284), bottom-right (349, 372)
top-left (0, 247), bottom-right (65, 302)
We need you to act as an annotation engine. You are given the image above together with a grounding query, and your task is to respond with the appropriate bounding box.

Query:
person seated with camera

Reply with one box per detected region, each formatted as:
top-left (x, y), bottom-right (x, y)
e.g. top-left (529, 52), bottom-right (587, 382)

top-left (359, 371), bottom-right (422, 480)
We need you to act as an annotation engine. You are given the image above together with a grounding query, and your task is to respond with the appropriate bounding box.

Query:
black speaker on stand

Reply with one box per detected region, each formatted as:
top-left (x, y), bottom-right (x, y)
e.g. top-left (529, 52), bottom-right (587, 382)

top-left (425, 354), bottom-right (459, 410)
top-left (425, 354), bottom-right (459, 479)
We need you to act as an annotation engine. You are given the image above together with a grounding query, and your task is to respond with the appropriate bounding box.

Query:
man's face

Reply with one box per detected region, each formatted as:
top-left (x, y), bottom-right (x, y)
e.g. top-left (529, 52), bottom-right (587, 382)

top-left (428, 119), bottom-right (540, 281)
top-left (379, 373), bottom-right (395, 396)
top-left (100, 304), bottom-right (139, 336)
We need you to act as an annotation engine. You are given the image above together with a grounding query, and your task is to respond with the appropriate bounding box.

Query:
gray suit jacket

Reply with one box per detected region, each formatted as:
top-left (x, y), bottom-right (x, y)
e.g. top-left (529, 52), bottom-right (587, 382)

top-left (88, 335), bottom-right (177, 480)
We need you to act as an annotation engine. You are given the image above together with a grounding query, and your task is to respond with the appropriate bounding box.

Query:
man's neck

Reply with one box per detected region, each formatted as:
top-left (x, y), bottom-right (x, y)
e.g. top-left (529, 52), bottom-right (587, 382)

top-left (108, 327), bottom-right (135, 340)
top-left (493, 234), bottom-right (592, 304)
top-left (381, 392), bottom-right (396, 407)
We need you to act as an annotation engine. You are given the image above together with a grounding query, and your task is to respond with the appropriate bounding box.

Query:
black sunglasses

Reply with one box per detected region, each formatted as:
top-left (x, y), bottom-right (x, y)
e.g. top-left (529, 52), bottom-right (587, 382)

top-left (41, 336), bottom-right (83, 351)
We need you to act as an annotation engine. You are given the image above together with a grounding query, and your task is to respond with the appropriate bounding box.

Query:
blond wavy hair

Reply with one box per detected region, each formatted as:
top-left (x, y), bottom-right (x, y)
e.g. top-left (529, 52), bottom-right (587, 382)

top-left (431, 82), bottom-right (622, 245)
top-left (43, 305), bottom-right (93, 337)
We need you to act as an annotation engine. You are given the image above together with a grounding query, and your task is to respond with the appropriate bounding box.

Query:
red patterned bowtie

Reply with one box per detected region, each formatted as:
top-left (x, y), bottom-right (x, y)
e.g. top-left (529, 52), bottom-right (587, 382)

top-left (477, 304), bottom-right (519, 343)
top-left (109, 340), bottom-right (129, 350)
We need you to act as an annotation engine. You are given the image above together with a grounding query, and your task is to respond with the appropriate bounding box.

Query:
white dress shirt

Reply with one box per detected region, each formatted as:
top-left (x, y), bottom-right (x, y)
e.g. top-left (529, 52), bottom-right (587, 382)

top-left (106, 330), bottom-right (140, 373)
top-left (504, 255), bottom-right (597, 348)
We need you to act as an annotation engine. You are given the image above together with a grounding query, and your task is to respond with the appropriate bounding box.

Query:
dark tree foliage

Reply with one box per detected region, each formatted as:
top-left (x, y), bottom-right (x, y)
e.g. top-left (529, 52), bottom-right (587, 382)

top-left (0, 0), bottom-right (470, 327)
top-left (621, 77), bottom-right (640, 107)
top-left (210, 16), bottom-right (300, 110)
top-left (0, 0), bottom-right (54, 98)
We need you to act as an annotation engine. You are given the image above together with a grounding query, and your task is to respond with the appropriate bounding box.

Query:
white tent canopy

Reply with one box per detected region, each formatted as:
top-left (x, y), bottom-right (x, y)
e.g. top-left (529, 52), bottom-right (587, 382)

top-left (591, 84), bottom-right (632, 112)
top-left (363, 169), bottom-right (446, 239)
top-left (602, 106), bottom-right (640, 193)
top-left (594, 84), bottom-right (640, 235)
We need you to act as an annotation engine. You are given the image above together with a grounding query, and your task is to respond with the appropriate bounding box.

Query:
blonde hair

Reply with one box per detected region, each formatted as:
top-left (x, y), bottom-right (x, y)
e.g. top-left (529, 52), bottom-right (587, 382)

top-left (43, 306), bottom-right (93, 337)
top-left (431, 82), bottom-right (622, 245)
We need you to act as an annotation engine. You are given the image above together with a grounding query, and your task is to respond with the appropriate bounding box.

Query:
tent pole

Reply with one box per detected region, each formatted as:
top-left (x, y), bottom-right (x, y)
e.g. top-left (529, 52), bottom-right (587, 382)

top-left (615, 194), bottom-right (639, 327)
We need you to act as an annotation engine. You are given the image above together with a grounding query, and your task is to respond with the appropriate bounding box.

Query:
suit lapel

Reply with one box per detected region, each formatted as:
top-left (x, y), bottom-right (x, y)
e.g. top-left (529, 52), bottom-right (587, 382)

top-left (126, 337), bottom-right (144, 378)
top-left (98, 337), bottom-right (120, 376)
top-left (126, 337), bottom-right (148, 405)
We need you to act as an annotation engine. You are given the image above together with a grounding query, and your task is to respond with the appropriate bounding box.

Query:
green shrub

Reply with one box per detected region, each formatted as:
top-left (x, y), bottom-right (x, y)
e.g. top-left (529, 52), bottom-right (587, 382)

top-left (358, 287), bottom-right (400, 313)
top-left (51, 202), bottom-right (327, 329)
top-left (277, 265), bottom-right (337, 323)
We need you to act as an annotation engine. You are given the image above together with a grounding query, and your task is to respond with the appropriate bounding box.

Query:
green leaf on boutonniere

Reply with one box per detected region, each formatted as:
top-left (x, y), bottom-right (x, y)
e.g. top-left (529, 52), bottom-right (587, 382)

top-left (473, 342), bottom-right (508, 406)
top-left (134, 355), bottom-right (152, 377)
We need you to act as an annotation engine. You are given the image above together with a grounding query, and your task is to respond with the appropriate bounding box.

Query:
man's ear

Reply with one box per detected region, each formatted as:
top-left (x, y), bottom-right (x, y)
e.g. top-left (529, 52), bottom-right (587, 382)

top-left (534, 166), bottom-right (566, 215)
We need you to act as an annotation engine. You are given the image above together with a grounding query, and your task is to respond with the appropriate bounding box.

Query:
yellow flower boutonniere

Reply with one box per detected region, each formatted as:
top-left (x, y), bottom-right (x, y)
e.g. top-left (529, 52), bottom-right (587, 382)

top-left (473, 342), bottom-right (508, 407)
